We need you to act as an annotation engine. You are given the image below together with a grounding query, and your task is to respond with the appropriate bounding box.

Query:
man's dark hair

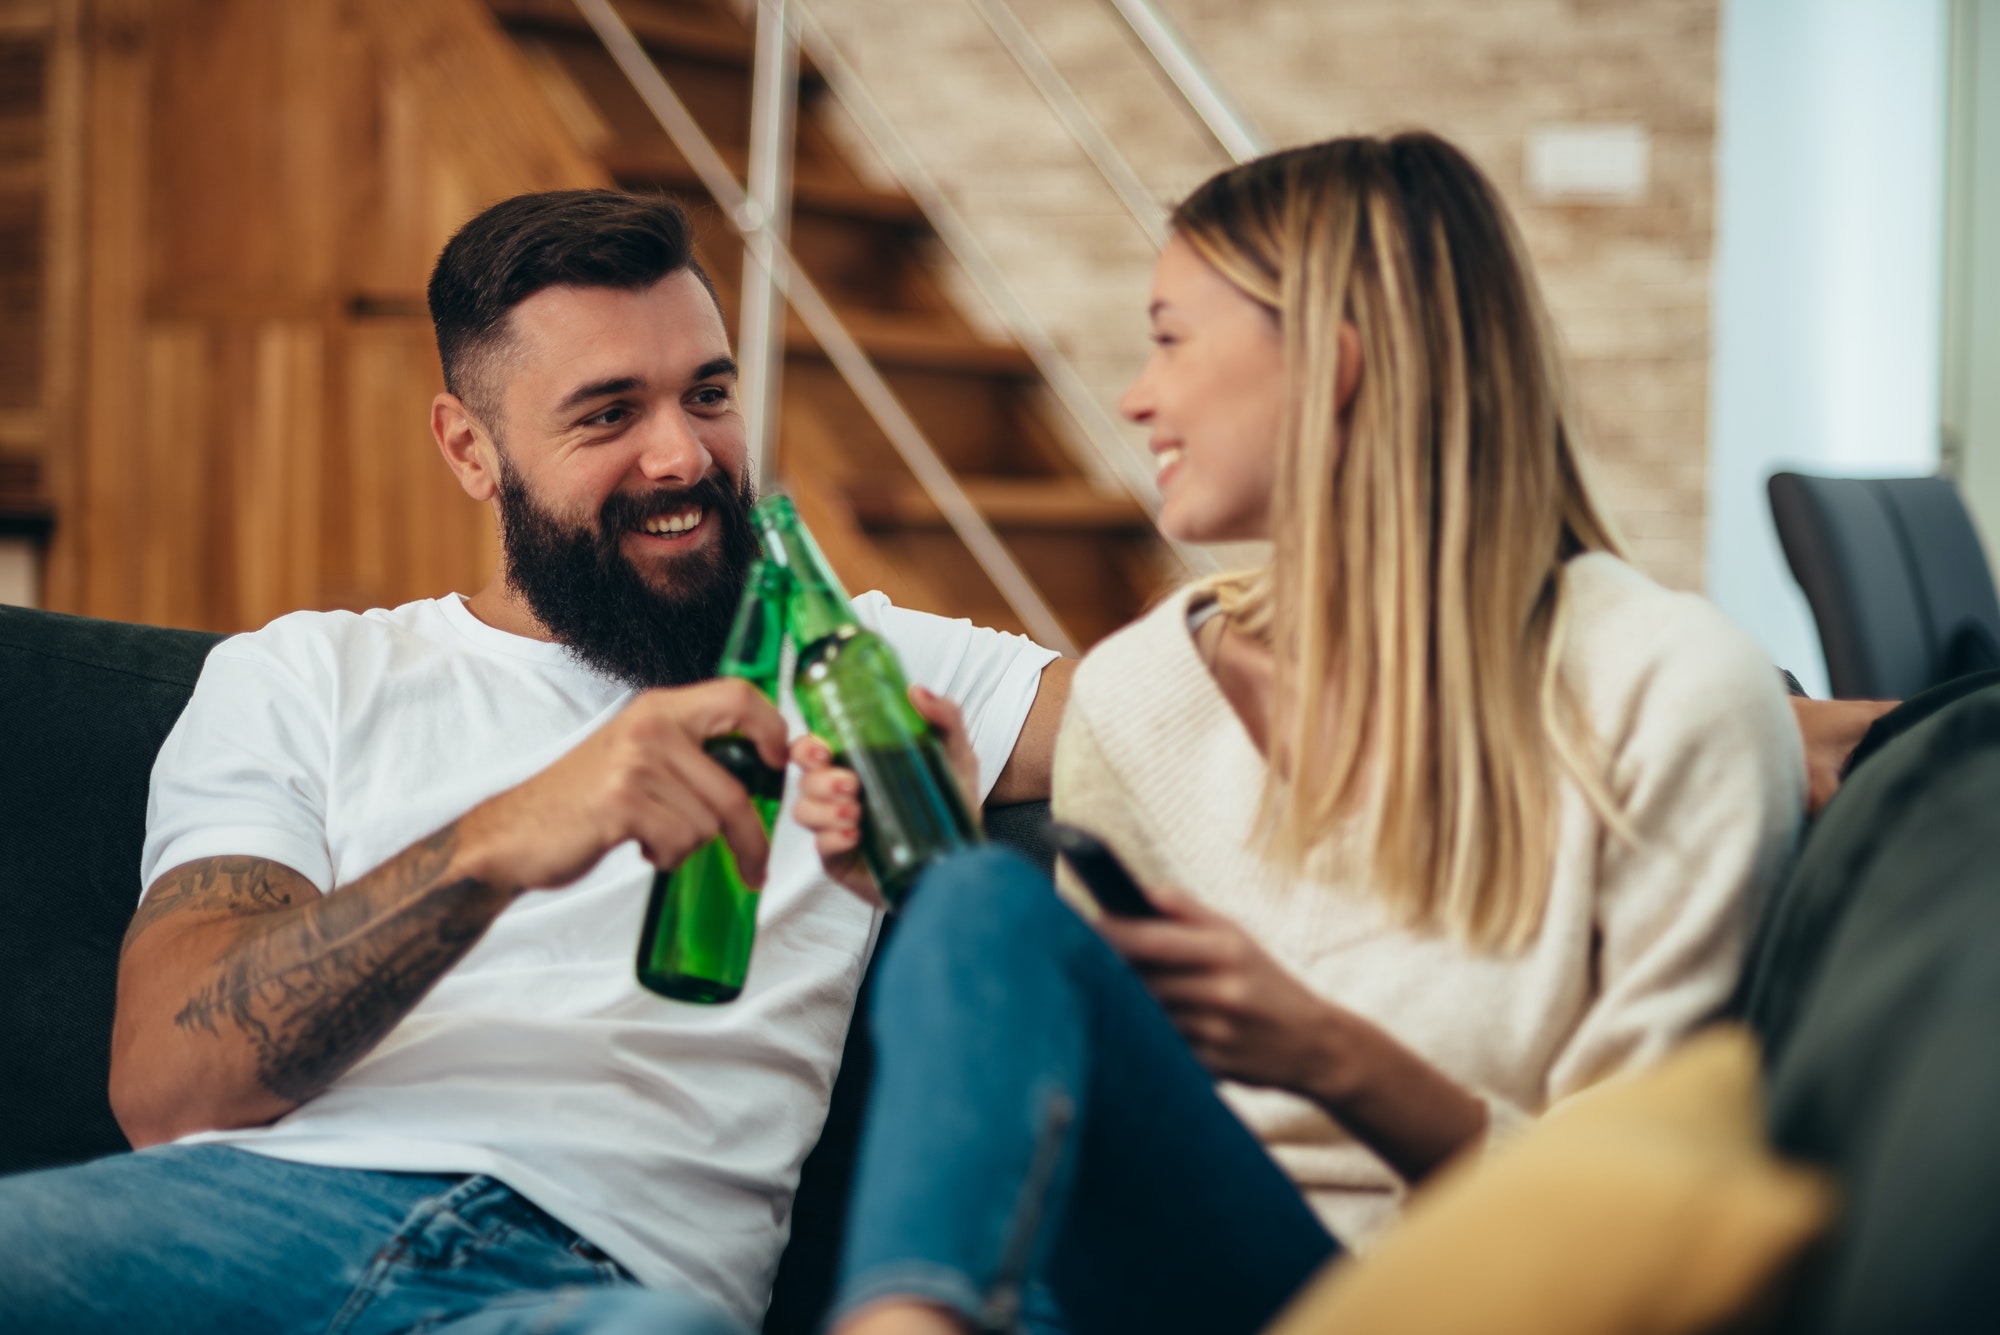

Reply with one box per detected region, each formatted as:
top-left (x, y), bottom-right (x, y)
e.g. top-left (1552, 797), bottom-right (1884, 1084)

top-left (426, 189), bottom-right (720, 424)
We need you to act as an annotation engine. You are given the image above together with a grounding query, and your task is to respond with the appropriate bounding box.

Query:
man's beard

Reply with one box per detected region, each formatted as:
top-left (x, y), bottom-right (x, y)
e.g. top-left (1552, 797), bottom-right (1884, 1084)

top-left (495, 458), bottom-right (759, 690)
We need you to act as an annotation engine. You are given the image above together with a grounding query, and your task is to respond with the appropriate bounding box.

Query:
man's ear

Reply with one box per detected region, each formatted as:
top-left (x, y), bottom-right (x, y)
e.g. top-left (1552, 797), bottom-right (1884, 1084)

top-left (1335, 320), bottom-right (1363, 415)
top-left (432, 392), bottom-right (500, 503)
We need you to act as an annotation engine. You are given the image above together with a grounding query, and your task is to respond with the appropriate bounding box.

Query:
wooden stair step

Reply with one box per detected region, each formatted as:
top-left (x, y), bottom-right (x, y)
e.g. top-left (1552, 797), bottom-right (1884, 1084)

top-left (323, 294), bottom-right (1030, 376)
top-left (487, 0), bottom-right (822, 80)
top-left (844, 475), bottom-right (1154, 532)
top-left (783, 311), bottom-right (1035, 377)
top-left (600, 144), bottom-right (926, 227)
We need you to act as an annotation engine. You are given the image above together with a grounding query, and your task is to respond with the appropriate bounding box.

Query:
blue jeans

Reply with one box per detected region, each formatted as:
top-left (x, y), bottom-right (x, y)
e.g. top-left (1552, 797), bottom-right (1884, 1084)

top-left (833, 847), bottom-right (1340, 1335)
top-left (0, 1144), bottom-right (744, 1335)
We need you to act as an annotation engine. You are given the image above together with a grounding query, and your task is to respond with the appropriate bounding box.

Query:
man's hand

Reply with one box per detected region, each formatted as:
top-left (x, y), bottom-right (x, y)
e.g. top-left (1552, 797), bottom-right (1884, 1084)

top-left (112, 678), bottom-right (788, 1148)
top-left (1792, 696), bottom-right (1897, 816)
top-left (461, 678), bottom-right (790, 892)
top-left (790, 685), bottom-right (978, 909)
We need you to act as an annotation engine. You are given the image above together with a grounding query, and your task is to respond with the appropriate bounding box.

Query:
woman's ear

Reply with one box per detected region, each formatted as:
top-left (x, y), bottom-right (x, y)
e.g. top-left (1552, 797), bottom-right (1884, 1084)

top-left (1336, 321), bottom-right (1363, 414)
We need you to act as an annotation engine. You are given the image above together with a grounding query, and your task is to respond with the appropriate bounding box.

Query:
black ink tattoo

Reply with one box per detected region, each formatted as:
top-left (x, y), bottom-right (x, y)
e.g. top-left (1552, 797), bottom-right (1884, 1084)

top-left (124, 856), bottom-right (305, 953)
top-left (160, 825), bottom-right (505, 1105)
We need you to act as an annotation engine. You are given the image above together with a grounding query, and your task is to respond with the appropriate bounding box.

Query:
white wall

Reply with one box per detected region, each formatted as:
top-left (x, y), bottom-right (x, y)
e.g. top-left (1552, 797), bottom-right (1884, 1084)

top-left (1944, 0), bottom-right (2000, 556)
top-left (1708, 0), bottom-right (1950, 695)
top-left (0, 539), bottom-right (37, 608)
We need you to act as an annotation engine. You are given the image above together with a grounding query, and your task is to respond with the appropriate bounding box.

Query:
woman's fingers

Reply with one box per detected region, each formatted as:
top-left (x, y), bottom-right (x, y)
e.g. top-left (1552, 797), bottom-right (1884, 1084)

top-left (792, 770), bottom-right (864, 852)
top-left (789, 732), bottom-right (835, 772)
top-left (1095, 916), bottom-right (1233, 970)
top-left (1140, 882), bottom-right (1223, 924)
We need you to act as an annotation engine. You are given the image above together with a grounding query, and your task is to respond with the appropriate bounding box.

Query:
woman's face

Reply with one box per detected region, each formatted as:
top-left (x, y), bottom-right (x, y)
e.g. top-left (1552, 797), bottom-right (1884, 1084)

top-left (1120, 235), bottom-right (1286, 544)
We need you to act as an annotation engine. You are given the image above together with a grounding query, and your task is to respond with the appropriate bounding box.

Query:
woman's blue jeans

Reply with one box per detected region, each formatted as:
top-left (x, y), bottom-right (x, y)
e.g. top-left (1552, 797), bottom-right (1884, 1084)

top-left (832, 847), bottom-right (1340, 1335)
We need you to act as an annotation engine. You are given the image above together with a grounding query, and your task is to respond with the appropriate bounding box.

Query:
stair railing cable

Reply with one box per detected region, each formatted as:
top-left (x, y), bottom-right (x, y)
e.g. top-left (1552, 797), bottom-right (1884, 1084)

top-left (964, 0), bottom-right (1168, 247)
top-left (739, 0), bottom-right (798, 490)
top-left (574, 0), bottom-right (1079, 655)
top-left (792, 0), bottom-right (1214, 575)
top-left (1102, 0), bottom-right (1267, 164)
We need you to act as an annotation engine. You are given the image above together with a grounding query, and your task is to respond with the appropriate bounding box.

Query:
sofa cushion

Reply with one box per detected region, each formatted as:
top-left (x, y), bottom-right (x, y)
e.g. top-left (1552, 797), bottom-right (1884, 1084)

top-left (1736, 678), bottom-right (2000, 1334)
top-left (1264, 1026), bottom-right (1832, 1335)
top-left (0, 606), bottom-right (225, 1175)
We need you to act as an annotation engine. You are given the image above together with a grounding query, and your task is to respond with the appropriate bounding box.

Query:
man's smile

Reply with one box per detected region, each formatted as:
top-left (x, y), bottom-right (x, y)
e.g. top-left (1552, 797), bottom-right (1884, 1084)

top-left (629, 504), bottom-right (709, 547)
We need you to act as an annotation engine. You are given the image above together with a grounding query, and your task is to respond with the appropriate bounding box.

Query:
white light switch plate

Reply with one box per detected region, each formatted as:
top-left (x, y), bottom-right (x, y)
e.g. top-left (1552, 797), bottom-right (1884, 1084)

top-left (1525, 124), bottom-right (1651, 202)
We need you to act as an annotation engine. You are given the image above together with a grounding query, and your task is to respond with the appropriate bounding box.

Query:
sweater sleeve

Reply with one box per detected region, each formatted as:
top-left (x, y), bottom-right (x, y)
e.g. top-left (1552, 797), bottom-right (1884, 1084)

top-left (1050, 682), bottom-right (1162, 917)
top-left (1544, 601), bottom-right (1806, 1102)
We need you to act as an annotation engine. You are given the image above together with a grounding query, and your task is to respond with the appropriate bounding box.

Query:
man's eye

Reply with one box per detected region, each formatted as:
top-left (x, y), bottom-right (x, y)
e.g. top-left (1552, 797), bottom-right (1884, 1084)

top-left (690, 386), bottom-right (731, 408)
top-left (584, 405), bottom-right (631, 427)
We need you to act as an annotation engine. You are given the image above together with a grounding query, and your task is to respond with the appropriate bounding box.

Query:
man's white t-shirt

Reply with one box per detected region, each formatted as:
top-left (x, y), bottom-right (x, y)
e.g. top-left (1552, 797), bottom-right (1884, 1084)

top-left (140, 591), bottom-right (1058, 1327)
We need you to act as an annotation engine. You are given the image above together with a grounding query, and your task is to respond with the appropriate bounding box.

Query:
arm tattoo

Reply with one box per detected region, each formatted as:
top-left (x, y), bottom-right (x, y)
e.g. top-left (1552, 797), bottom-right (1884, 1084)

top-left (124, 856), bottom-right (304, 952)
top-left (153, 825), bottom-right (505, 1106)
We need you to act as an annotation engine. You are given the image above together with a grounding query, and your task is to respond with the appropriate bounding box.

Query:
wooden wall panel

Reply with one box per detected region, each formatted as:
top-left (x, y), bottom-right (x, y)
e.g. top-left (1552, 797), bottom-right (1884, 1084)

top-left (36, 0), bottom-right (83, 609)
top-left (51, 0), bottom-right (603, 629)
top-left (237, 322), bottom-right (326, 627)
top-left (136, 322), bottom-right (210, 628)
top-left (75, 0), bottom-right (152, 622)
top-left (338, 322), bottom-right (494, 611)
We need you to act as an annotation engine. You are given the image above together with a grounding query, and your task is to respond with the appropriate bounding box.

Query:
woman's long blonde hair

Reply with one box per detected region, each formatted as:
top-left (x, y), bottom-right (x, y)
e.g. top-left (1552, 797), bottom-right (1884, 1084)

top-left (1175, 133), bottom-right (1627, 950)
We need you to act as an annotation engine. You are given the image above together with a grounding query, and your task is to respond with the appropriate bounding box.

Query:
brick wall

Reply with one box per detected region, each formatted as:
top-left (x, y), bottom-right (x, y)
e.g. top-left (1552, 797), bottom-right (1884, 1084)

top-left (807, 0), bottom-right (1719, 589)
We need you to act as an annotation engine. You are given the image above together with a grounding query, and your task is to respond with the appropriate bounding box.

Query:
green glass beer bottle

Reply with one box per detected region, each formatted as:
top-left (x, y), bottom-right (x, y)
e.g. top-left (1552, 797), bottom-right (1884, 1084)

top-left (634, 558), bottom-right (789, 1003)
top-left (752, 495), bottom-right (980, 907)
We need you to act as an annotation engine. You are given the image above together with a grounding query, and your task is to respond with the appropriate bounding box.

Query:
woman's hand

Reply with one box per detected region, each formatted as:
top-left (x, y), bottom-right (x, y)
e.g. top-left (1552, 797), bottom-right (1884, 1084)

top-left (1098, 886), bottom-right (1488, 1183)
top-left (789, 685), bottom-right (981, 909)
top-left (1095, 887), bottom-right (1343, 1093)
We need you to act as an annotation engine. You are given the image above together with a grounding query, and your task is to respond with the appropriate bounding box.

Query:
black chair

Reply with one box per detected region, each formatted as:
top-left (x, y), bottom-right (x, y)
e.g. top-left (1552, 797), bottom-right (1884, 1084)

top-left (1768, 472), bottom-right (2000, 699)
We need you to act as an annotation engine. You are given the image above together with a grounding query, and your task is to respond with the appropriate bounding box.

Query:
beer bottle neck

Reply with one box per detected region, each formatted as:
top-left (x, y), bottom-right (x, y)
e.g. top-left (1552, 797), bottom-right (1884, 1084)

top-left (716, 561), bottom-right (788, 699)
top-left (789, 580), bottom-right (858, 651)
top-left (752, 494), bottom-right (860, 651)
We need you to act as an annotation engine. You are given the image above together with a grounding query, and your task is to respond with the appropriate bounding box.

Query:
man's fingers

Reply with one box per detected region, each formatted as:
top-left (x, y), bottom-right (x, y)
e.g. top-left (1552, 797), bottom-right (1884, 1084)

top-left (632, 807), bottom-right (706, 872)
top-left (716, 795), bottom-right (773, 887)
top-left (651, 678), bottom-right (791, 769)
top-left (909, 684), bottom-right (980, 806)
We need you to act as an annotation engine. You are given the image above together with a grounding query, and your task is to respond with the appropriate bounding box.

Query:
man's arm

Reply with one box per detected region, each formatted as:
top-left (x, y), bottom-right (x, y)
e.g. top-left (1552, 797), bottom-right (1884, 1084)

top-left (110, 679), bottom-right (788, 1148)
top-left (111, 831), bottom-right (507, 1145)
top-left (1791, 695), bottom-right (1896, 816)
top-left (985, 657), bottom-right (1076, 806)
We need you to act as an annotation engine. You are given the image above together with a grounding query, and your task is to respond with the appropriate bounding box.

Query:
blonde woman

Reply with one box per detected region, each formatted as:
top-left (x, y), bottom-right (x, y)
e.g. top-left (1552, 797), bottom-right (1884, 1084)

top-left (790, 133), bottom-right (1803, 1335)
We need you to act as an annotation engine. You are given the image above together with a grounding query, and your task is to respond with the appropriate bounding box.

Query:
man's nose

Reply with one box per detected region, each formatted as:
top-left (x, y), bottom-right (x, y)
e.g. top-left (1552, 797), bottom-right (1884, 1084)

top-left (635, 412), bottom-right (713, 486)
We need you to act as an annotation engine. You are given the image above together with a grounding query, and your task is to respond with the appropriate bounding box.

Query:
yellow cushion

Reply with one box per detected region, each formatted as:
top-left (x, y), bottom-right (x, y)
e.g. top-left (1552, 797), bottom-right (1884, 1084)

top-left (1266, 1026), bottom-right (1835, 1335)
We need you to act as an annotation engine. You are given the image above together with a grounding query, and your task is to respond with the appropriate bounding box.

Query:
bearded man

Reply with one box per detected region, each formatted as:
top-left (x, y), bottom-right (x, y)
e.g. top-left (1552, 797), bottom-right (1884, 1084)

top-left (0, 191), bottom-right (1070, 1334)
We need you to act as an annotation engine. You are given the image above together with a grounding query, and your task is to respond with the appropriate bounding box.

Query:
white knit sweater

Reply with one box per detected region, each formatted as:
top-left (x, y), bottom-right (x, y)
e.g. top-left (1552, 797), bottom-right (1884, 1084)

top-left (1051, 554), bottom-right (1805, 1247)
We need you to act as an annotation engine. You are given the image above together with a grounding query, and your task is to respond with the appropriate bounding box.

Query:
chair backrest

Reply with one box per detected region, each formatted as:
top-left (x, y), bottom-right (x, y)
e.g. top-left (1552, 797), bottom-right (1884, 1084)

top-left (1768, 472), bottom-right (2000, 699)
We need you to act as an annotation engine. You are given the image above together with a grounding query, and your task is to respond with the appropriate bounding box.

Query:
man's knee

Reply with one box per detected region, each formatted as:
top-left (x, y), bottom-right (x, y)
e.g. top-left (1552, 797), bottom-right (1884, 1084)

top-left (0, 1157), bottom-right (129, 1313)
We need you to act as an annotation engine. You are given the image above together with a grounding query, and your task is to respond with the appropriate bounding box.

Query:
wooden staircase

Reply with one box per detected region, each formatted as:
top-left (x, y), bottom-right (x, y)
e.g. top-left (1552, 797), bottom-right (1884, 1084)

top-left (487, 0), bottom-right (1172, 646)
